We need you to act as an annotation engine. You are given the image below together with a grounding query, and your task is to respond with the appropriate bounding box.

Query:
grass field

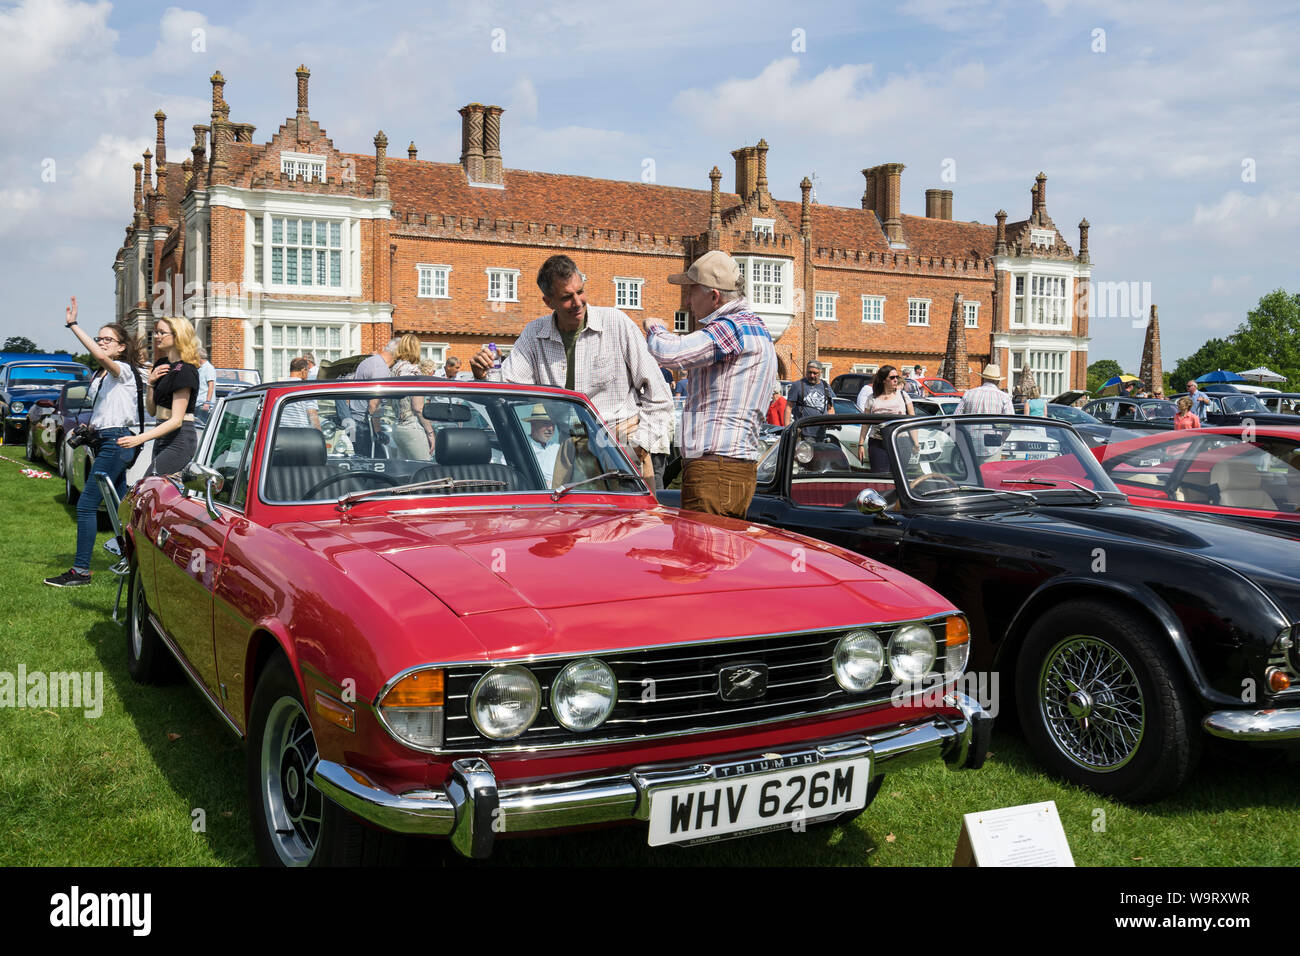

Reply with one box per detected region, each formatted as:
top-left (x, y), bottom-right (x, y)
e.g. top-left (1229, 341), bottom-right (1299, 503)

top-left (1, 445), bottom-right (1296, 867)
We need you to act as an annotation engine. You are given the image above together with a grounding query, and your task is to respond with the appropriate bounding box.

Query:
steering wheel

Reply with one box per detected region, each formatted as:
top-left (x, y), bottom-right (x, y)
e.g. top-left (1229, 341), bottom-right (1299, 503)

top-left (302, 470), bottom-right (402, 500)
top-left (909, 472), bottom-right (960, 496)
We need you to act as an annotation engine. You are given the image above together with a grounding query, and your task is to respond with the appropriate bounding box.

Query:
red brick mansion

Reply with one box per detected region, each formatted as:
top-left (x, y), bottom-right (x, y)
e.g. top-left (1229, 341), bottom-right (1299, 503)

top-left (115, 66), bottom-right (1093, 395)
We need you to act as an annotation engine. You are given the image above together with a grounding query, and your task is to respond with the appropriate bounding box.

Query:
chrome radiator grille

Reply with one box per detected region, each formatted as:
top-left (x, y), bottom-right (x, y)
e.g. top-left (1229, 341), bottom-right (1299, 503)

top-left (439, 617), bottom-right (957, 752)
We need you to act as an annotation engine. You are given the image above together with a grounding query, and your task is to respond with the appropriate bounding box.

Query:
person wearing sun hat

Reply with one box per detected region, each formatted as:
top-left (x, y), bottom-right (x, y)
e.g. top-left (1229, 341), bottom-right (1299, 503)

top-left (524, 402), bottom-right (561, 487)
top-left (642, 250), bottom-right (777, 518)
top-left (957, 363), bottom-right (1015, 415)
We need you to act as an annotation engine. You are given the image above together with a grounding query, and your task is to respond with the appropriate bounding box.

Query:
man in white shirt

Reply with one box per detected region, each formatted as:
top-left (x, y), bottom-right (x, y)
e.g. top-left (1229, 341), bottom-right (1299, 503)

top-left (469, 255), bottom-right (671, 478)
top-left (197, 348), bottom-right (217, 414)
top-left (280, 357), bottom-right (320, 429)
top-left (524, 403), bottom-right (561, 487)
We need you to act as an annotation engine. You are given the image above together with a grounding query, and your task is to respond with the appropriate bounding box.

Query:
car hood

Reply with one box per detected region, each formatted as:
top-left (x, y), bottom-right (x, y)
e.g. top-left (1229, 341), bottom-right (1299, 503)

top-left (987, 503), bottom-right (1300, 619)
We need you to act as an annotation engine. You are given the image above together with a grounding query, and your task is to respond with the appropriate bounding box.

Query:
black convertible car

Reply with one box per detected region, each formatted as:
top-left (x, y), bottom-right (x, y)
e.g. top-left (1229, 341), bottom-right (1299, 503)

top-left (663, 414), bottom-right (1300, 802)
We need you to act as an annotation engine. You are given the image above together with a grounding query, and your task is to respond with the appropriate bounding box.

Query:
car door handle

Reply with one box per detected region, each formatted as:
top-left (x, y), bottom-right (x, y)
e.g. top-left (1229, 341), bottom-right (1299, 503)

top-left (157, 527), bottom-right (170, 548)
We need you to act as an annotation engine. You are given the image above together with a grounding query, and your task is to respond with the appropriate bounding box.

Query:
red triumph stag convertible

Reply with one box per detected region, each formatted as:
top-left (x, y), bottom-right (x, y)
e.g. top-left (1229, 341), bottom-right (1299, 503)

top-left (121, 379), bottom-right (990, 865)
top-left (1094, 426), bottom-right (1300, 537)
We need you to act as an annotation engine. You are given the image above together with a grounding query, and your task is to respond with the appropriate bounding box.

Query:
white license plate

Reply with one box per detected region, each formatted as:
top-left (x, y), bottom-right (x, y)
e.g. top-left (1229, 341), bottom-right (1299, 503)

top-left (647, 757), bottom-right (872, 846)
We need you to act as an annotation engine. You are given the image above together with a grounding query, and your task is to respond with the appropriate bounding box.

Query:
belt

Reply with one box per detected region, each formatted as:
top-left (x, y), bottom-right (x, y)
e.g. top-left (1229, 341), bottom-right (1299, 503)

top-left (690, 453), bottom-right (752, 464)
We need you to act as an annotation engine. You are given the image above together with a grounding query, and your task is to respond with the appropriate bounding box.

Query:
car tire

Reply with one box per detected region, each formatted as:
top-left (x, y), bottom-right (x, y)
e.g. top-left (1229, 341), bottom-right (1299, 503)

top-left (55, 437), bottom-right (65, 476)
top-left (1015, 598), bottom-right (1199, 802)
top-left (25, 426), bottom-right (38, 461)
top-left (247, 656), bottom-right (403, 867)
top-left (125, 566), bottom-right (179, 684)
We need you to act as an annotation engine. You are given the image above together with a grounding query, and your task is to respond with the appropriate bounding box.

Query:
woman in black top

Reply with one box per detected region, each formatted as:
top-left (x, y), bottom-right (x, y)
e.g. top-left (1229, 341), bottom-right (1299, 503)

top-left (118, 315), bottom-right (201, 476)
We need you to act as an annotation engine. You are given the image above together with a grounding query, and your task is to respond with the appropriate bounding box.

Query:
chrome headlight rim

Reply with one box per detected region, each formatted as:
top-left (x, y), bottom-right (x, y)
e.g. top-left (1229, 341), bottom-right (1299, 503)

top-left (833, 628), bottom-right (886, 692)
top-left (888, 623), bottom-right (937, 684)
top-left (469, 664), bottom-right (541, 740)
top-left (549, 658), bottom-right (618, 732)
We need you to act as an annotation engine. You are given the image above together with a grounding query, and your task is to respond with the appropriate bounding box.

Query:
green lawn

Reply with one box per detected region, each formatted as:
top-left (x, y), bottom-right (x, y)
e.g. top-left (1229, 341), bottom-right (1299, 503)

top-left (1, 448), bottom-right (1296, 867)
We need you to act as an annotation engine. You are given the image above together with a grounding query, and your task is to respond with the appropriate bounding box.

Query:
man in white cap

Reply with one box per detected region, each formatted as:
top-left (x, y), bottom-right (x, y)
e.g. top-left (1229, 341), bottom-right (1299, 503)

top-left (957, 363), bottom-right (1015, 415)
top-left (644, 250), bottom-right (777, 518)
top-left (525, 402), bottom-right (561, 487)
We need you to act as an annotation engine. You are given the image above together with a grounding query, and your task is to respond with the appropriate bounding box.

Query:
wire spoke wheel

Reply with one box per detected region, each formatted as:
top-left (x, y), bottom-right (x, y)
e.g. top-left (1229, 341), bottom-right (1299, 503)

top-left (1039, 636), bottom-right (1145, 771)
top-left (260, 695), bottom-right (324, 866)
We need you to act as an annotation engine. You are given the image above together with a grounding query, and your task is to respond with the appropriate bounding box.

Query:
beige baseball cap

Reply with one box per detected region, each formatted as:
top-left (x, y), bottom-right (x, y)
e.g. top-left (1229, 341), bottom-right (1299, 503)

top-left (667, 250), bottom-right (741, 291)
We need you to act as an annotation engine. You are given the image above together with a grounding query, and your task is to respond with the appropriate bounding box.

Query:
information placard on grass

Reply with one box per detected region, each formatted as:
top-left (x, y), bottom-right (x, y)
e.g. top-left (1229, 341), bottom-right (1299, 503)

top-left (953, 800), bottom-right (1074, 867)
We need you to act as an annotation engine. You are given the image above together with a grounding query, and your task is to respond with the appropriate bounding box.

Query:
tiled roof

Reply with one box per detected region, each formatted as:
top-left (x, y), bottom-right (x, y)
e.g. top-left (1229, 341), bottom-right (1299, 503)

top-left (897, 214), bottom-right (996, 260)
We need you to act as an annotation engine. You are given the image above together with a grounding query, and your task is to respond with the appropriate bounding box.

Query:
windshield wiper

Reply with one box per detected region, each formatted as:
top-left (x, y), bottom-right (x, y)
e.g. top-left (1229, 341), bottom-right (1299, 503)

top-left (914, 482), bottom-right (1037, 503)
top-left (550, 471), bottom-right (642, 501)
top-left (335, 477), bottom-right (508, 511)
top-left (999, 477), bottom-right (1104, 503)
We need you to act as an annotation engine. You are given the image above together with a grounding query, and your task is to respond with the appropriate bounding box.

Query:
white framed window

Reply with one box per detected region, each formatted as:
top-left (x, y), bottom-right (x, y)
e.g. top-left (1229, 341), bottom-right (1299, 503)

top-left (255, 323), bottom-right (346, 380)
top-left (417, 264), bottom-right (451, 299)
top-left (614, 277), bottom-right (643, 310)
top-left (251, 215), bottom-right (263, 284)
top-left (814, 292), bottom-right (838, 321)
top-left (280, 151), bottom-right (325, 182)
top-left (269, 216), bottom-right (343, 290)
top-left (852, 363), bottom-right (878, 375)
top-left (673, 310), bottom-right (690, 333)
top-left (737, 258), bottom-right (785, 307)
top-left (1013, 275), bottom-right (1026, 326)
top-left (420, 342), bottom-right (449, 365)
top-left (1030, 275), bottom-right (1068, 326)
top-left (1028, 349), bottom-right (1068, 397)
top-left (487, 268), bottom-right (519, 302)
top-left (819, 361), bottom-right (833, 378)
top-left (964, 301), bottom-right (979, 328)
top-left (752, 218), bottom-right (774, 239)
top-left (1030, 228), bottom-right (1055, 248)
top-left (861, 295), bottom-right (885, 324)
top-left (908, 299), bottom-right (931, 326)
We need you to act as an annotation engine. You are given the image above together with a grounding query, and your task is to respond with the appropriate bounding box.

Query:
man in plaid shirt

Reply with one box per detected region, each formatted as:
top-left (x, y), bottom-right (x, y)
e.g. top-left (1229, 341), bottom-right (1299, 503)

top-left (956, 364), bottom-right (1015, 415)
top-left (644, 250), bottom-right (777, 518)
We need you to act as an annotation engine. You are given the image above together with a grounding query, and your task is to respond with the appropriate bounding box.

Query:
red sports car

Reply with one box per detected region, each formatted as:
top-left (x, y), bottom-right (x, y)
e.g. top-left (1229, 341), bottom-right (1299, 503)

top-left (1093, 426), bottom-right (1300, 536)
top-left (121, 379), bottom-right (990, 865)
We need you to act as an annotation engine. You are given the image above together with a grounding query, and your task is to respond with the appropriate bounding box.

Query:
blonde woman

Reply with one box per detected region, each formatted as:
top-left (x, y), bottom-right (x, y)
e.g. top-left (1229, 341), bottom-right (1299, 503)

top-left (388, 334), bottom-right (435, 459)
top-left (118, 315), bottom-right (201, 475)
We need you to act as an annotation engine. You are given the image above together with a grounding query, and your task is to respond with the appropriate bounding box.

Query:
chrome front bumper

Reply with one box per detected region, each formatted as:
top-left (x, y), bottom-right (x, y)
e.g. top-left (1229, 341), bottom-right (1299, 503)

top-left (315, 692), bottom-right (992, 858)
top-left (1202, 707), bottom-right (1300, 741)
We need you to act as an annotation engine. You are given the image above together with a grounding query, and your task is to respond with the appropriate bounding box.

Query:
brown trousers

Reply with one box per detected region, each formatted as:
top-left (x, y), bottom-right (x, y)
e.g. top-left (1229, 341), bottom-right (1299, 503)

top-left (680, 456), bottom-right (758, 519)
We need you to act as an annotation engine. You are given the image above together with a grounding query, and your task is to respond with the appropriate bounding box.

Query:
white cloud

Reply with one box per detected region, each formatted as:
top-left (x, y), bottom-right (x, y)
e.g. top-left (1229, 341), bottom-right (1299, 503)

top-left (149, 7), bottom-right (248, 73)
top-left (0, 0), bottom-right (116, 77)
top-left (0, 134), bottom-right (148, 237)
top-left (508, 76), bottom-right (538, 122)
top-left (1209, 274), bottom-right (1253, 295)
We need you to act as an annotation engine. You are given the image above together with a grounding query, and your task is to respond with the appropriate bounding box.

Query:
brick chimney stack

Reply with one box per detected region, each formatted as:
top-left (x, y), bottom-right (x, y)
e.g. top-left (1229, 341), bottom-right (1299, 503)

top-left (754, 138), bottom-right (770, 211)
top-left (995, 209), bottom-right (1008, 255)
top-left (154, 110), bottom-right (167, 200)
top-left (296, 64), bottom-right (310, 142)
top-left (708, 166), bottom-right (722, 230)
top-left (373, 130), bottom-right (389, 199)
top-left (1032, 172), bottom-right (1046, 223)
top-left (132, 162), bottom-right (143, 227)
top-left (181, 157), bottom-right (192, 192)
top-left (861, 168), bottom-right (875, 212)
top-left (800, 176), bottom-right (812, 237)
top-left (1077, 218), bottom-right (1090, 264)
top-left (730, 146), bottom-right (757, 203)
top-left (142, 148), bottom-right (153, 194)
top-left (408, 141), bottom-right (418, 160)
top-left (880, 163), bottom-right (905, 244)
top-left (208, 71), bottom-right (227, 180)
top-left (191, 125), bottom-right (207, 190)
top-left (925, 188), bottom-right (943, 219)
top-left (459, 103), bottom-right (485, 183)
top-left (941, 189), bottom-right (953, 220)
top-left (482, 105), bottom-right (504, 185)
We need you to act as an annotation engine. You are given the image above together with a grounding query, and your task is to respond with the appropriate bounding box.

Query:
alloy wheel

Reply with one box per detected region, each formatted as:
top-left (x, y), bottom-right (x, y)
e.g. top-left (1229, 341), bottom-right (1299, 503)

top-left (259, 695), bottom-right (324, 866)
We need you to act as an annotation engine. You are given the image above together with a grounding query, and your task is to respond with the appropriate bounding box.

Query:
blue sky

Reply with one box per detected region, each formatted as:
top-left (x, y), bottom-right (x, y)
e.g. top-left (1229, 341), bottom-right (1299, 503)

top-left (2, 0), bottom-right (1297, 371)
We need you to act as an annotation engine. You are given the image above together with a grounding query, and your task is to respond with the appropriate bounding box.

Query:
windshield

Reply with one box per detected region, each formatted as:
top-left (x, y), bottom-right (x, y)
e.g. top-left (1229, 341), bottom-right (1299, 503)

top-left (6, 366), bottom-right (88, 388)
top-left (1046, 404), bottom-right (1100, 425)
top-left (260, 388), bottom-right (647, 502)
top-left (1139, 401), bottom-right (1177, 421)
top-left (1219, 394), bottom-right (1267, 415)
top-left (923, 378), bottom-right (957, 393)
top-left (890, 418), bottom-right (1121, 503)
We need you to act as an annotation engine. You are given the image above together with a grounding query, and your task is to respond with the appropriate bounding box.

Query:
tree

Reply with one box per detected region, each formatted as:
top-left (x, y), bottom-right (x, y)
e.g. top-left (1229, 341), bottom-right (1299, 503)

top-left (1171, 290), bottom-right (1300, 391)
top-left (1086, 359), bottom-right (1126, 395)
top-left (2, 336), bottom-right (39, 353)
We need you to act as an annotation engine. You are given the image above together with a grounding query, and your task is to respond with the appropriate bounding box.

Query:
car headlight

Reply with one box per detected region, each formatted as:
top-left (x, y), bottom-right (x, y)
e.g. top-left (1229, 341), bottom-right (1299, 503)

top-left (834, 629), bottom-right (885, 691)
top-left (888, 624), bottom-right (937, 683)
top-left (470, 665), bottom-right (540, 740)
top-left (11, 402), bottom-right (24, 414)
top-left (550, 658), bottom-right (617, 731)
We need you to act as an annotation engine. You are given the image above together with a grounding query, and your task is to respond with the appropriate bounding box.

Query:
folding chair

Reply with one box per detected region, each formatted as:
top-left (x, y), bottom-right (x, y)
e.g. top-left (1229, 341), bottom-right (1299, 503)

top-left (95, 473), bottom-right (131, 624)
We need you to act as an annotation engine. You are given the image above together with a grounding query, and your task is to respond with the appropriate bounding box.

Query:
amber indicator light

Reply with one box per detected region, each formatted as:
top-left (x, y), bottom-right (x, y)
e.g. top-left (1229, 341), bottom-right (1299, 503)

top-left (383, 669), bottom-right (446, 707)
top-left (1266, 668), bottom-right (1291, 693)
top-left (314, 691), bottom-right (356, 732)
top-left (945, 615), bottom-right (971, 646)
